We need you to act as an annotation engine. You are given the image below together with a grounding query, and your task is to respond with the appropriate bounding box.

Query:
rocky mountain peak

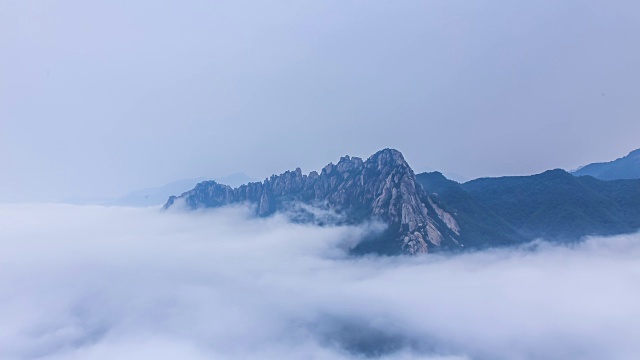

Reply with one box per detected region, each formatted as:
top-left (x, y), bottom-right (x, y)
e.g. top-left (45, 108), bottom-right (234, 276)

top-left (335, 155), bottom-right (364, 173)
top-left (164, 149), bottom-right (462, 255)
top-left (367, 148), bottom-right (408, 170)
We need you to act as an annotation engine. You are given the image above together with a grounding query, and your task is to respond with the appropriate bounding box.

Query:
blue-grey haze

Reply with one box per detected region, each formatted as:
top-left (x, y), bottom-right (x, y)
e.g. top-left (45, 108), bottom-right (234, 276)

top-left (2, 1), bottom-right (640, 201)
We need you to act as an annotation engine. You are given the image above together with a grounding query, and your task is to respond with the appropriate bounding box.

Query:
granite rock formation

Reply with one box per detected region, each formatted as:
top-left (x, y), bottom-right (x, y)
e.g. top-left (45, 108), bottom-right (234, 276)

top-left (164, 149), bottom-right (462, 255)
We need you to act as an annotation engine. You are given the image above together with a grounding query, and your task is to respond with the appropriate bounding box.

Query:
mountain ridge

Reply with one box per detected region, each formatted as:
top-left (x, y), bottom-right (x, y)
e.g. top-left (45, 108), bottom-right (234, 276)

top-left (166, 149), bottom-right (640, 255)
top-left (460, 169), bottom-right (640, 241)
top-left (165, 149), bottom-right (463, 255)
top-left (572, 148), bottom-right (640, 180)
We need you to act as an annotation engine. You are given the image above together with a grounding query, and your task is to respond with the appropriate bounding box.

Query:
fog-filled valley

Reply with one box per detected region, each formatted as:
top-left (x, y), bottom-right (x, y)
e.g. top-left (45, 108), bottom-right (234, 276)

top-left (1, 203), bottom-right (639, 360)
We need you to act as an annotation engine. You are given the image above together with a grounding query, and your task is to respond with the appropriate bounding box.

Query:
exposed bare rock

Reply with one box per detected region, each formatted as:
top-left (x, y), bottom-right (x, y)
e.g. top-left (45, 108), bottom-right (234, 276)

top-left (164, 149), bottom-right (462, 255)
top-left (428, 198), bottom-right (461, 236)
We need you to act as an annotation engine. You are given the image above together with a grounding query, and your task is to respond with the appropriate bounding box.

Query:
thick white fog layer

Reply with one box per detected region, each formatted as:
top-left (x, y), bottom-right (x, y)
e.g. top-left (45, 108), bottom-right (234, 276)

top-left (1, 204), bottom-right (639, 360)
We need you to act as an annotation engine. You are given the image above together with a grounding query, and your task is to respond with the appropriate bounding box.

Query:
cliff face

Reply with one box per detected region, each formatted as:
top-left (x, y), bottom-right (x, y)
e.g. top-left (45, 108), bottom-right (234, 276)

top-left (164, 149), bottom-right (461, 255)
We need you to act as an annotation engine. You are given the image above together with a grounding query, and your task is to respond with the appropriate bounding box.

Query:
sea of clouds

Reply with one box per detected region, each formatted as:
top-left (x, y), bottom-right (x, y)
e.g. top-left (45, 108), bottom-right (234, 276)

top-left (0, 203), bottom-right (639, 360)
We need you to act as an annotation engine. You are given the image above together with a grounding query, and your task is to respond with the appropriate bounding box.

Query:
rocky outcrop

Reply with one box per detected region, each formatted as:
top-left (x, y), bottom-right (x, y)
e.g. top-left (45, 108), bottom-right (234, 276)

top-left (164, 149), bottom-right (461, 255)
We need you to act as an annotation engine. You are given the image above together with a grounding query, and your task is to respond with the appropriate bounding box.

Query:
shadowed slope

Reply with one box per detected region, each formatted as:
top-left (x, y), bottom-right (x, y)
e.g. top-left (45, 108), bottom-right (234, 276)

top-left (462, 169), bottom-right (640, 241)
top-left (416, 172), bottom-right (525, 248)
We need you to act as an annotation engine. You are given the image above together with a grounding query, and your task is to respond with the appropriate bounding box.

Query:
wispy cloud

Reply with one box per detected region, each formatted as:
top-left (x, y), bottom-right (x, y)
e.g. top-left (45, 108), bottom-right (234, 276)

top-left (0, 203), bottom-right (638, 359)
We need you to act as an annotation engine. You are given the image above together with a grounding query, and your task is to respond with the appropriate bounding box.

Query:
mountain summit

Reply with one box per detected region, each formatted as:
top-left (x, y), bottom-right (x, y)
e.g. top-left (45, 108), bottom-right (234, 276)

top-left (164, 149), bottom-right (463, 255)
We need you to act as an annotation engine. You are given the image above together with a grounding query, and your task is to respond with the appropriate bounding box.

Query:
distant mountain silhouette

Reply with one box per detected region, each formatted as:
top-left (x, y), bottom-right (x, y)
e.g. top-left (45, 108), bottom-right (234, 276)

top-left (61, 173), bottom-right (256, 207)
top-left (109, 173), bottom-right (256, 207)
top-left (572, 148), bottom-right (640, 180)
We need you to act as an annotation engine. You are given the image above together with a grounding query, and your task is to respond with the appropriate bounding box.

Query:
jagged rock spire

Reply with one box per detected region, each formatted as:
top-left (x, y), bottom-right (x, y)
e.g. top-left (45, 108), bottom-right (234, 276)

top-left (165, 149), bottom-right (461, 255)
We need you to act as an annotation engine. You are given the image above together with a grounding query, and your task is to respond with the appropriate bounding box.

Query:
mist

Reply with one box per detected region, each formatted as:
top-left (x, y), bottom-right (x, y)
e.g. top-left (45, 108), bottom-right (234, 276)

top-left (1, 203), bottom-right (639, 360)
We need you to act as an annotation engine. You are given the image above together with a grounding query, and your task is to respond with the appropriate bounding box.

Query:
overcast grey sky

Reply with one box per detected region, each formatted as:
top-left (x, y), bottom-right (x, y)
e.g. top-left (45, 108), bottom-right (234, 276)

top-left (2, 0), bottom-right (640, 201)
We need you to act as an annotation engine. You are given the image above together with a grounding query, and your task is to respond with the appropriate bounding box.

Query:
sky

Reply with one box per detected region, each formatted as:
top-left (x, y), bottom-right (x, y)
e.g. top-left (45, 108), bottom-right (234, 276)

top-left (1, 203), bottom-right (639, 360)
top-left (2, 0), bottom-right (640, 201)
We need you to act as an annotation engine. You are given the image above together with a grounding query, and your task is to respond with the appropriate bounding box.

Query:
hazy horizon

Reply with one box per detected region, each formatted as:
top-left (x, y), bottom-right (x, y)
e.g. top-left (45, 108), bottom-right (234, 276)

top-left (0, 146), bottom-right (637, 203)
